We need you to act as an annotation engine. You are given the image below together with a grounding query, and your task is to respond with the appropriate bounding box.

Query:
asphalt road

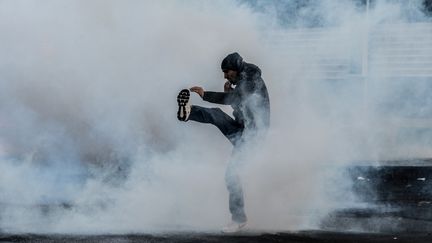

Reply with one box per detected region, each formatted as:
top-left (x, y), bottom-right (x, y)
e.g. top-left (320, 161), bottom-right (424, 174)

top-left (1, 231), bottom-right (432, 243)
top-left (2, 163), bottom-right (432, 242)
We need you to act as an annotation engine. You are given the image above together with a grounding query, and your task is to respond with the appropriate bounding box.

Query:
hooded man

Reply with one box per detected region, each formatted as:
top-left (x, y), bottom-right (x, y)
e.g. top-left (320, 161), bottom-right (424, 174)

top-left (177, 52), bottom-right (270, 233)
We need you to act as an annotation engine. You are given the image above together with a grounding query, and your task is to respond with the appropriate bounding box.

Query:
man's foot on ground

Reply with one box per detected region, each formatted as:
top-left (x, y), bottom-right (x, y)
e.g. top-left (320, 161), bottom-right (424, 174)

top-left (221, 221), bottom-right (247, 233)
top-left (177, 89), bottom-right (191, 121)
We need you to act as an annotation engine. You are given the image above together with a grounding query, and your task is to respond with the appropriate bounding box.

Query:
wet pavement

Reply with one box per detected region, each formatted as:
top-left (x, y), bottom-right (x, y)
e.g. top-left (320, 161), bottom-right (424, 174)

top-left (2, 162), bottom-right (432, 242)
top-left (1, 231), bottom-right (432, 243)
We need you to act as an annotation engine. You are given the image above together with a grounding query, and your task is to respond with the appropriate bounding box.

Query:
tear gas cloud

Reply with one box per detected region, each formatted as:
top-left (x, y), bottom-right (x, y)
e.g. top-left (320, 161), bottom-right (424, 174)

top-left (0, 0), bottom-right (430, 233)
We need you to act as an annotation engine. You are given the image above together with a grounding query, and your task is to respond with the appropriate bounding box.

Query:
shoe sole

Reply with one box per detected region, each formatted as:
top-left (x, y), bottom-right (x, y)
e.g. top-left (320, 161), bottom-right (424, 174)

top-left (177, 89), bottom-right (190, 121)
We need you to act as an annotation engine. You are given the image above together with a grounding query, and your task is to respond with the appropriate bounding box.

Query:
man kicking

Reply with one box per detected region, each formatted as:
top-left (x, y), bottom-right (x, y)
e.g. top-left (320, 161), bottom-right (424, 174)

top-left (177, 52), bottom-right (270, 233)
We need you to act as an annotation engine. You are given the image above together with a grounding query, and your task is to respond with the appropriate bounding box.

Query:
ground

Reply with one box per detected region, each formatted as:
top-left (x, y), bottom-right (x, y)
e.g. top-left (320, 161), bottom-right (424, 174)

top-left (1, 231), bottom-right (432, 243)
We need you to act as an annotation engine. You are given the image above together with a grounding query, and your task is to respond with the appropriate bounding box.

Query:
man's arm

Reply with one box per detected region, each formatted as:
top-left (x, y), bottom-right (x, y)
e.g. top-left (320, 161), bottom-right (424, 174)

top-left (190, 80), bottom-right (255, 105)
top-left (203, 91), bottom-right (237, 105)
top-left (190, 83), bottom-right (242, 105)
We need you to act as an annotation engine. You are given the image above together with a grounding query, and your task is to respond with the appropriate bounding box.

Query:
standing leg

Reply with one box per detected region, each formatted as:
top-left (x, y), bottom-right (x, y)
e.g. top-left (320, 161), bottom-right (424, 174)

top-left (176, 91), bottom-right (247, 232)
top-left (225, 149), bottom-right (247, 224)
top-left (189, 106), bottom-right (247, 224)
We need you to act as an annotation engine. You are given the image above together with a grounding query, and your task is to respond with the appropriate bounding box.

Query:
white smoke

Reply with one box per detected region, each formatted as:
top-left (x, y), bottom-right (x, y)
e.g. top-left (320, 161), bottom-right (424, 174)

top-left (0, 0), bottom-right (430, 234)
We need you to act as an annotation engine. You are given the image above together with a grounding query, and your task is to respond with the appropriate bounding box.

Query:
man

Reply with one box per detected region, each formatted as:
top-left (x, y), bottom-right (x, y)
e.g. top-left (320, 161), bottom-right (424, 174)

top-left (177, 52), bottom-right (270, 233)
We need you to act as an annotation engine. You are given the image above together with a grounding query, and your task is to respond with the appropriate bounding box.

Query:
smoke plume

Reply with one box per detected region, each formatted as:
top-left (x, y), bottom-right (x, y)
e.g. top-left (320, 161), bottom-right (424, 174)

top-left (0, 0), bottom-right (430, 233)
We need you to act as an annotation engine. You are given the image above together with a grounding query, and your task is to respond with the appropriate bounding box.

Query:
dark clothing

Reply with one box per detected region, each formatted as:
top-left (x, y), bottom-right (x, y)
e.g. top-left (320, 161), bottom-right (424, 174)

top-left (189, 106), bottom-right (243, 146)
top-left (188, 106), bottom-right (247, 222)
top-left (225, 151), bottom-right (247, 223)
top-left (221, 52), bottom-right (244, 72)
top-left (203, 63), bottom-right (270, 132)
top-left (188, 61), bottom-right (269, 224)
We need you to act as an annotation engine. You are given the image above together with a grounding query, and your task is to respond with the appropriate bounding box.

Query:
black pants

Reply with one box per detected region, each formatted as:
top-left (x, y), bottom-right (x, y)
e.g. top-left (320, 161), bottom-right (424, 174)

top-left (188, 105), bottom-right (247, 223)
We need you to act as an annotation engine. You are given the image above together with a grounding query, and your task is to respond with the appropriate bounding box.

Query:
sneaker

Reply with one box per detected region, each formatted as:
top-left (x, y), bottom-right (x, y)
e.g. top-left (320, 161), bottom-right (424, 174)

top-left (177, 89), bottom-right (191, 121)
top-left (221, 221), bottom-right (247, 233)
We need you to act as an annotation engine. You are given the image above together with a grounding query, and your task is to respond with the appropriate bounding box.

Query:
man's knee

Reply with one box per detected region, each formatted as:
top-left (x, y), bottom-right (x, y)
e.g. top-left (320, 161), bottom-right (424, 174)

top-left (205, 107), bottom-right (225, 121)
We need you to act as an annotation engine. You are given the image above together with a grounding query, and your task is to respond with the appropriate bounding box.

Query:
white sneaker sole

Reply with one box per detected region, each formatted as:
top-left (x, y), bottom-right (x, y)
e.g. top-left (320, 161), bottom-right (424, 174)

top-left (177, 89), bottom-right (190, 121)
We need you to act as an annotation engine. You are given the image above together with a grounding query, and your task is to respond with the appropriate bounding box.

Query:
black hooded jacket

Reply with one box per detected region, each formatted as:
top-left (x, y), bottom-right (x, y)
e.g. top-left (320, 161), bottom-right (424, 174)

top-left (203, 62), bottom-right (270, 131)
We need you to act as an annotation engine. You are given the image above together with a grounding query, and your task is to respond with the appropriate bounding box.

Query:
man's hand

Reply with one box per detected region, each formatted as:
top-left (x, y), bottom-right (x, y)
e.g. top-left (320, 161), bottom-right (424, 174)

top-left (190, 86), bottom-right (204, 98)
top-left (224, 81), bottom-right (233, 92)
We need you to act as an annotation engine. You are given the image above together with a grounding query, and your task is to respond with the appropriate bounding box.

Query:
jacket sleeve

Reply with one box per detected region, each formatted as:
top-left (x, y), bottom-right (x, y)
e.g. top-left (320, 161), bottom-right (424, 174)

top-left (202, 91), bottom-right (239, 105)
top-left (203, 78), bottom-right (256, 105)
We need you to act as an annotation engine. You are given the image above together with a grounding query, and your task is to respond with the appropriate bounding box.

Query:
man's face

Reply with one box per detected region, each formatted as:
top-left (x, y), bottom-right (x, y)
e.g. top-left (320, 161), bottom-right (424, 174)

top-left (223, 69), bottom-right (238, 84)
